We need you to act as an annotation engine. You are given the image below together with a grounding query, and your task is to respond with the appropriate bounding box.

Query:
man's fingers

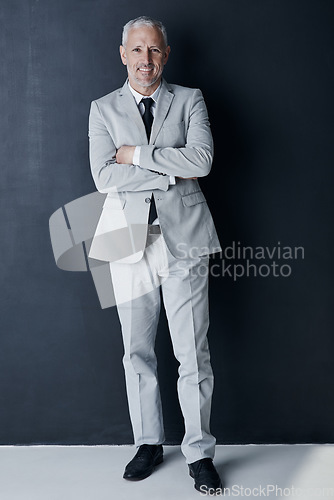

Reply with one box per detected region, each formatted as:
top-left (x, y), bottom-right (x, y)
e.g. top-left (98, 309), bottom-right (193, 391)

top-left (116, 145), bottom-right (134, 165)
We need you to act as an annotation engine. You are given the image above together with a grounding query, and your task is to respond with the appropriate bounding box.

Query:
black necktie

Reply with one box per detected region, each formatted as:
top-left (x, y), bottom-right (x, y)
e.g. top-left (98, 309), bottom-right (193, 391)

top-left (141, 97), bottom-right (154, 140)
top-left (141, 97), bottom-right (157, 224)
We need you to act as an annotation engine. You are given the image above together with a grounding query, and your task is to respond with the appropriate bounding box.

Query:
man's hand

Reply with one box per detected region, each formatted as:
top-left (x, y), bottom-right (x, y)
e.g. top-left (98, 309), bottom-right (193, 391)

top-left (177, 177), bottom-right (198, 179)
top-left (115, 146), bottom-right (197, 180)
top-left (116, 146), bottom-right (136, 165)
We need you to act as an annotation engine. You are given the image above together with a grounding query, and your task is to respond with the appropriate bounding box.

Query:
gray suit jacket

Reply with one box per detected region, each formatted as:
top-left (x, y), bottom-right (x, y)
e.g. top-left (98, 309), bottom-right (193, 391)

top-left (88, 78), bottom-right (221, 263)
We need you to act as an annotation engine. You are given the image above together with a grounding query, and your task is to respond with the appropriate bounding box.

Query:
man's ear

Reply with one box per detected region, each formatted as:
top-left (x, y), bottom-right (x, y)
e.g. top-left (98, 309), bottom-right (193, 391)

top-left (120, 45), bottom-right (127, 65)
top-left (164, 45), bottom-right (171, 65)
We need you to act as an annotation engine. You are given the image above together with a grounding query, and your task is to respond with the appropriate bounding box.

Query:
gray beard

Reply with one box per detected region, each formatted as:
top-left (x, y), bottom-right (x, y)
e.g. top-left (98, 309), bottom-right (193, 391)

top-left (134, 76), bottom-right (159, 88)
top-left (129, 67), bottom-right (162, 88)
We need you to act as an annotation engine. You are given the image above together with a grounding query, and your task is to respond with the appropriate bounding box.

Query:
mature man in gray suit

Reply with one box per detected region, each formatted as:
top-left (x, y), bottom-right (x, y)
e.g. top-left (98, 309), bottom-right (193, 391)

top-left (88, 16), bottom-right (222, 493)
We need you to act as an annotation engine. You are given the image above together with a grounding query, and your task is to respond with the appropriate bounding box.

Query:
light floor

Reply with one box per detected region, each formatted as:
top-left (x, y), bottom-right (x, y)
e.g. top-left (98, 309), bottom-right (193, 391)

top-left (0, 444), bottom-right (333, 499)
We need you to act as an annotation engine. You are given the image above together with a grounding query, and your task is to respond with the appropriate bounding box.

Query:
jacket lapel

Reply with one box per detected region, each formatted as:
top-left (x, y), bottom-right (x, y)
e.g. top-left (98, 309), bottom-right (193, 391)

top-left (150, 79), bottom-right (174, 145)
top-left (118, 80), bottom-right (148, 144)
top-left (117, 79), bottom-right (174, 146)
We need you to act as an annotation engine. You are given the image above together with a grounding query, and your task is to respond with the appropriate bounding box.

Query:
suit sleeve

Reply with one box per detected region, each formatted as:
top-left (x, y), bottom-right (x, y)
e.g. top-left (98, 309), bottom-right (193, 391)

top-left (139, 89), bottom-right (214, 178)
top-left (88, 101), bottom-right (170, 193)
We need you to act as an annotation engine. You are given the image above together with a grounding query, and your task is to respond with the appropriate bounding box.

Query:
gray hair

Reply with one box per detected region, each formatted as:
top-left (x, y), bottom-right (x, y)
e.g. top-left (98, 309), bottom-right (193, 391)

top-left (122, 16), bottom-right (168, 48)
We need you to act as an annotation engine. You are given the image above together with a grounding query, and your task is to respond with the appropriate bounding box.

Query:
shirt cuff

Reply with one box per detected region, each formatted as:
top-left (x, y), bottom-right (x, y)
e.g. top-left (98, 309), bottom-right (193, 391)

top-left (133, 146), bottom-right (141, 166)
top-left (169, 176), bottom-right (176, 185)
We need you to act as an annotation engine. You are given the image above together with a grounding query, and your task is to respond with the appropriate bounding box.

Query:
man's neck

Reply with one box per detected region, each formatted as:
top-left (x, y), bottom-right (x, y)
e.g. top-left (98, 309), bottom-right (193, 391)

top-left (128, 78), bottom-right (162, 96)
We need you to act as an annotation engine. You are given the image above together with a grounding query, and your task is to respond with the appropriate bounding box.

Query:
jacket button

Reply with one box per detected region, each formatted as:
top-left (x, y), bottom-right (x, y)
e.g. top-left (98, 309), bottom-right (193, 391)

top-left (145, 197), bottom-right (151, 203)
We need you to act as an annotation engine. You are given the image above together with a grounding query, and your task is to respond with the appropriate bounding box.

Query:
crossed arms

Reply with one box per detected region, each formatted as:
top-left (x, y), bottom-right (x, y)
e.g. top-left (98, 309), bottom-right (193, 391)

top-left (88, 89), bottom-right (213, 193)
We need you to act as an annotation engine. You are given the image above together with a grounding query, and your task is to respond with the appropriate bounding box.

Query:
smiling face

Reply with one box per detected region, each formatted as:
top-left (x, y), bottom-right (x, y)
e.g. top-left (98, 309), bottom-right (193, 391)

top-left (120, 25), bottom-right (170, 95)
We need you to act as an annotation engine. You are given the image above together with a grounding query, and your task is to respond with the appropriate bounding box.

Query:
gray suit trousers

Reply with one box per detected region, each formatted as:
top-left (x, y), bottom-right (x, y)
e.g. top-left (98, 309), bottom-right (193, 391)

top-left (109, 231), bottom-right (216, 464)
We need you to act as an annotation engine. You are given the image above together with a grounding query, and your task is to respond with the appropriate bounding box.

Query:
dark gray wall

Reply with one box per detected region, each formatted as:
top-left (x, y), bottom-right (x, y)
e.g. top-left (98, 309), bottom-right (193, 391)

top-left (0, 0), bottom-right (333, 445)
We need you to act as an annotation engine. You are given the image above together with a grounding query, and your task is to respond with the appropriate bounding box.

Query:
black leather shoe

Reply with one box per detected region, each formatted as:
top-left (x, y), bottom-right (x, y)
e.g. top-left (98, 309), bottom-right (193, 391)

top-left (188, 458), bottom-right (223, 493)
top-left (123, 444), bottom-right (163, 481)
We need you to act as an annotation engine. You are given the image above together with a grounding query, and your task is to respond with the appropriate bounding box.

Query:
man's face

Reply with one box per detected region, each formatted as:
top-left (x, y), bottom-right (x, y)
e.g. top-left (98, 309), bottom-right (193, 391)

top-left (120, 25), bottom-right (170, 93)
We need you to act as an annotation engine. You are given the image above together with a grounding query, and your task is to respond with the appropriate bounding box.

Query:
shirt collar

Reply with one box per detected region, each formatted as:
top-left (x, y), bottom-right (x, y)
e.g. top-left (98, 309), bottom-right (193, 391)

top-left (128, 80), bottom-right (161, 105)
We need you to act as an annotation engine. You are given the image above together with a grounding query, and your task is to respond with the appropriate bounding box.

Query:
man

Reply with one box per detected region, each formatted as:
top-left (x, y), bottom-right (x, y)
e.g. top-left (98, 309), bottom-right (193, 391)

top-left (88, 16), bottom-right (222, 493)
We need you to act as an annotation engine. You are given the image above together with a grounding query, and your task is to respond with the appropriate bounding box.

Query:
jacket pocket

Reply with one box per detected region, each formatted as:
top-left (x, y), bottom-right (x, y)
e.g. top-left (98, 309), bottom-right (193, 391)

top-left (160, 120), bottom-right (185, 132)
top-left (181, 191), bottom-right (207, 207)
top-left (103, 195), bottom-right (126, 210)
top-left (157, 121), bottom-right (186, 148)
